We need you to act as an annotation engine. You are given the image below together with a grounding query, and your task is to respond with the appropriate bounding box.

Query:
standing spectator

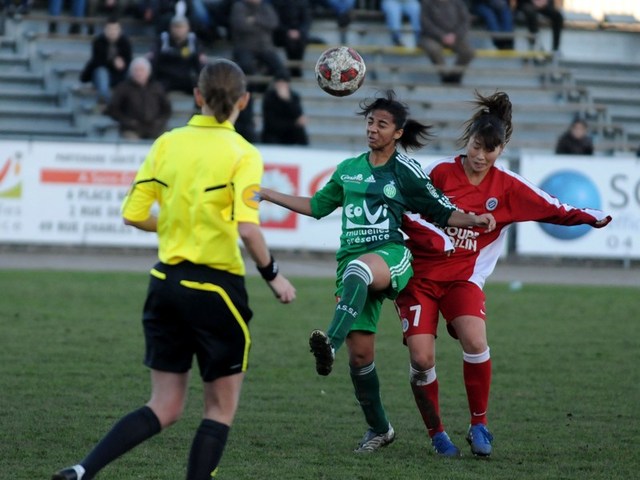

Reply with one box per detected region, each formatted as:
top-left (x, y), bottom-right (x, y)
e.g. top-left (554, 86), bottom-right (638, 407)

top-left (380, 0), bottom-right (422, 47)
top-left (470, 0), bottom-right (514, 49)
top-left (229, 0), bottom-right (288, 92)
top-left (149, 15), bottom-right (207, 94)
top-left (555, 118), bottom-right (594, 155)
top-left (395, 91), bottom-right (610, 458)
top-left (105, 56), bottom-right (172, 140)
top-left (512, 0), bottom-right (564, 57)
top-left (80, 15), bottom-right (132, 105)
top-left (48, 0), bottom-right (87, 34)
top-left (51, 58), bottom-right (296, 480)
top-left (419, 0), bottom-right (475, 84)
top-left (270, 0), bottom-right (312, 78)
top-left (261, 72), bottom-right (309, 145)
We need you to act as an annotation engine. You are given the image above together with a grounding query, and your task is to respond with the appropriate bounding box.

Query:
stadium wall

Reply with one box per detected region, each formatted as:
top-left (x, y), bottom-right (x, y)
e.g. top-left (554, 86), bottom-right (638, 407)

top-left (0, 140), bottom-right (637, 260)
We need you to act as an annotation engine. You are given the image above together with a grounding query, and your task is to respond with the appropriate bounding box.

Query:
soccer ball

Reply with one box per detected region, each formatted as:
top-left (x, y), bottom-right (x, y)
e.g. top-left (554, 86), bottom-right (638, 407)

top-left (314, 46), bottom-right (366, 97)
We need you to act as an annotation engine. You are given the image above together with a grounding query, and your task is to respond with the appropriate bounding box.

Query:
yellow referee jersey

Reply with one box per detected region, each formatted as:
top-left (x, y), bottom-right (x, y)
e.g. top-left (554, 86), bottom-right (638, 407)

top-left (121, 115), bottom-right (263, 276)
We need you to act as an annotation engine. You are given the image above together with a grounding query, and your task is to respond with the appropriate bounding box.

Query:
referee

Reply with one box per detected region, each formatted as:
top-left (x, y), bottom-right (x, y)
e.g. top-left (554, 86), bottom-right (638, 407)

top-left (52, 59), bottom-right (296, 480)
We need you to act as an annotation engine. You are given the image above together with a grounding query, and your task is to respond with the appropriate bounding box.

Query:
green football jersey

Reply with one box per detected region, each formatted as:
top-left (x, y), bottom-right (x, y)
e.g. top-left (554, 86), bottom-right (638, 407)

top-left (310, 150), bottom-right (457, 260)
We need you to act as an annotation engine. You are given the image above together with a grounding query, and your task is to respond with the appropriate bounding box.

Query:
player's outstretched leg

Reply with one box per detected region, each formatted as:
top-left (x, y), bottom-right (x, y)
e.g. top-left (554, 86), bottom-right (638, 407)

top-left (309, 329), bottom-right (335, 375)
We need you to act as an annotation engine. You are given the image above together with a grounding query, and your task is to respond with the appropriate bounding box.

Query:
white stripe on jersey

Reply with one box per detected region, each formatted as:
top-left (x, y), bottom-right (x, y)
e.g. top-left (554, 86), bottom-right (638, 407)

top-left (469, 226), bottom-right (510, 289)
top-left (389, 247), bottom-right (412, 277)
top-left (403, 212), bottom-right (455, 252)
top-left (396, 152), bottom-right (428, 179)
top-left (423, 156), bottom-right (457, 176)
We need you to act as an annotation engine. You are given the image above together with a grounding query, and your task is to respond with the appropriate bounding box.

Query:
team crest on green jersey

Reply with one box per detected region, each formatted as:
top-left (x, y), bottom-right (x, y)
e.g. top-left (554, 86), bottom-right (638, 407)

top-left (383, 181), bottom-right (397, 198)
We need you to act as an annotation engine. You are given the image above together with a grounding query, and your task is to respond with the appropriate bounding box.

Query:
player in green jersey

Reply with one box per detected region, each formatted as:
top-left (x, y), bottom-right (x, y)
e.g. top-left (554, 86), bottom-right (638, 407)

top-left (260, 90), bottom-right (495, 453)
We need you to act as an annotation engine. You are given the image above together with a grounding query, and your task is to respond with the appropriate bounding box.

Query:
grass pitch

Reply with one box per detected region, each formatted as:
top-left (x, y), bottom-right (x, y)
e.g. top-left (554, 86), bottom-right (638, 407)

top-left (0, 269), bottom-right (638, 479)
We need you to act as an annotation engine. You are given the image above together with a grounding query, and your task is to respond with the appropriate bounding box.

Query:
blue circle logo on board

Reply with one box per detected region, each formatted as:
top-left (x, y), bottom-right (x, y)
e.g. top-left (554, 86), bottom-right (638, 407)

top-left (538, 170), bottom-right (601, 240)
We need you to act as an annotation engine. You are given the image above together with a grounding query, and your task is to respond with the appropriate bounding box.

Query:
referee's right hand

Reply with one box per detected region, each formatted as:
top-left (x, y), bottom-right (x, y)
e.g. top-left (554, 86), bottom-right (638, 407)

top-left (267, 274), bottom-right (297, 303)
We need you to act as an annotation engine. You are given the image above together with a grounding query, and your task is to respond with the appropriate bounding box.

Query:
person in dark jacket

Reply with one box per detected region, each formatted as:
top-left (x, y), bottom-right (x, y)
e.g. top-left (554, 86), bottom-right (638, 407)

top-left (270, 0), bottom-right (312, 78)
top-left (149, 14), bottom-right (207, 94)
top-left (261, 72), bottom-right (309, 145)
top-left (229, 0), bottom-right (288, 92)
top-left (106, 56), bottom-right (172, 140)
top-left (80, 16), bottom-right (132, 104)
top-left (555, 118), bottom-right (594, 155)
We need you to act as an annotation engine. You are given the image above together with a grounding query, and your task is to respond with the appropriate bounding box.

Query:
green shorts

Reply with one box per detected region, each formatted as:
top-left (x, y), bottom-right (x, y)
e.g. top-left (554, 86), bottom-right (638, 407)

top-left (335, 242), bottom-right (413, 334)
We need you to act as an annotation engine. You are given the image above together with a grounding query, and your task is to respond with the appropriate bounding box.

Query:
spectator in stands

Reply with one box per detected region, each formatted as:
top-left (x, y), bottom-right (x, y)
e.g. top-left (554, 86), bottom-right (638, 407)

top-left (106, 56), bottom-right (172, 139)
top-left (48, 0), bottom-right (87, 34)
top-left (80, 15), bottom-right (132, 105)
top-left (380, 0), bottom-right (422, 47)
top-left (2, 0), bottom-right (31, 16)
top-left (310, 0), bottom-right (356, 43)
top-left (470, 0), bottom-right (515, 49)
top-left (555, 118), bottom-right (594, 155)
top-left (229, 0), bottom-right (289, 92)
top-left (270, 0), bottom-right (313, 78)
top-left (261, 71), bottom-right (309, 145)
top-left (149, 15), bottom-right (207, 94)
top-left (235, 95), bottom-right (258, 143)
top-left (137, 0), bottom-right (212, 40)
top-left (419, 0), bottom-right (475, 84)
top-left (512, 0), bottom-right (564, 57)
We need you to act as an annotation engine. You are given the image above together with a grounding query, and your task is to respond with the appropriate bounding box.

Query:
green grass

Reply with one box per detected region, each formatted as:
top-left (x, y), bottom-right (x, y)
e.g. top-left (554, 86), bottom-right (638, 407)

top-left (1, 270), bottom-right (639, 479)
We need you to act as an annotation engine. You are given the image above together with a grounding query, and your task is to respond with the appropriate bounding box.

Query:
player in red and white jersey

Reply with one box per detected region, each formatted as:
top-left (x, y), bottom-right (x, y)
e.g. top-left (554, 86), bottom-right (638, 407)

top-left (395, 91), bottom-right (612, 458)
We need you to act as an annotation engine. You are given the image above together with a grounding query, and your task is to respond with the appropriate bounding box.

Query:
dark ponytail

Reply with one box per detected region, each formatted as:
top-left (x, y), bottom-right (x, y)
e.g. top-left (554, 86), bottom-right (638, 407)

top-left (458, 91), bottom-right (513, 151)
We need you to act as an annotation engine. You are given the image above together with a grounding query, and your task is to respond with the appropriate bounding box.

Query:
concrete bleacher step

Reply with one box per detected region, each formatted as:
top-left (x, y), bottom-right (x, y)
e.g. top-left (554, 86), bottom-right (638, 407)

top-left (0, 70), bottom-right (45, 89)
top-left (0, 89), bottom-right (60, 107)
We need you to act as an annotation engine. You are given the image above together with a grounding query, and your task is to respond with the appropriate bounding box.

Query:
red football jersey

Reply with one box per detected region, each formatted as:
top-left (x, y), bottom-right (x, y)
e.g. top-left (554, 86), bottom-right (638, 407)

top-left (403, 155), bottom-right (611, 288)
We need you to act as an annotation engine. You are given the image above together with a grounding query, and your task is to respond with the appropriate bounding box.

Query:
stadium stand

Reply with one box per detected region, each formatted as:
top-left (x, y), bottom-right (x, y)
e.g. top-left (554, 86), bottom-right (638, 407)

top-left (0, 2), bottom-right (638, 154)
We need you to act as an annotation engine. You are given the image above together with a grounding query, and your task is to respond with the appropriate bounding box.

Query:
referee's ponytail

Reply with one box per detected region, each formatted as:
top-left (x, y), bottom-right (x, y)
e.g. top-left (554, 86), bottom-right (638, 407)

top-left (197, 59), bottom-right (247, 123)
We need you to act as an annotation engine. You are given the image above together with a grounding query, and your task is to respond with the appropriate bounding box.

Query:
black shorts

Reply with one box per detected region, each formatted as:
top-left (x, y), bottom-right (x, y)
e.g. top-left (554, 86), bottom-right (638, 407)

top-left (142, 261), bottom-right (253, 382)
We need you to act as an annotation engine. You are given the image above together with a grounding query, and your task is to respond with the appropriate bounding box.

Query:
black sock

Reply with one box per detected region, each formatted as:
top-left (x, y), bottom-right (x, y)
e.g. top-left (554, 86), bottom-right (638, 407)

top-left (81, 406), bottom-right (161, 478)
top-left (186, 419), bottom-right (230, 480)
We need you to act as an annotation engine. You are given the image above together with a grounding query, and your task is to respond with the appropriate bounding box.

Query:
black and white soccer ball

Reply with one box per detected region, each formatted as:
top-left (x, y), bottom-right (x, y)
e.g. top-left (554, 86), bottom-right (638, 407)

top-left (314, 46), bottom-right (366, 97)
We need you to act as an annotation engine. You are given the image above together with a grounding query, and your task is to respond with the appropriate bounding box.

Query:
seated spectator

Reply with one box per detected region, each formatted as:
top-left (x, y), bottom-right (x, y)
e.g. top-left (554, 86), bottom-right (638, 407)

top-left (555, 118), bottom-right (594, 155)
top-left (80, 15), bottom-right (132, 105)
top-left (137, 0), bottom-right (211, 40)
top-left (270, 0), bottom-right (312, 78)
top-left (48, 0), bottom-right (87, 34)
top-left (149, 15), bottom-right (207, 94)
top-left (106, 56), bottom-right (172, 140)
top-left (261, 72), bottom-right (309, 145)
top-left (310, 0), bottom-right (355, 42)
top-left (419, 0), bottom-right (475, 85)
top-left (2, 0), bottom-right (31, 16)
top-left (471, 0), bottom-right (514, 49)
top-left (229, 0), bottom-right (289, 92)
top-left (512, 0), bottom-right (564, 57)
top-left (380, 0), bottom-right (421, 47)
top-left (235, 94), bottom-right (258, 143)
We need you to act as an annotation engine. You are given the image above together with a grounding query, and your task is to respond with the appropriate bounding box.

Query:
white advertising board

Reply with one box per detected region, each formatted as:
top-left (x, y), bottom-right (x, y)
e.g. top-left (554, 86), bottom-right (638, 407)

top-left (517, 153), bottom-right (640, 259)
top-left (0, 141), bottom-right (441, 252)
